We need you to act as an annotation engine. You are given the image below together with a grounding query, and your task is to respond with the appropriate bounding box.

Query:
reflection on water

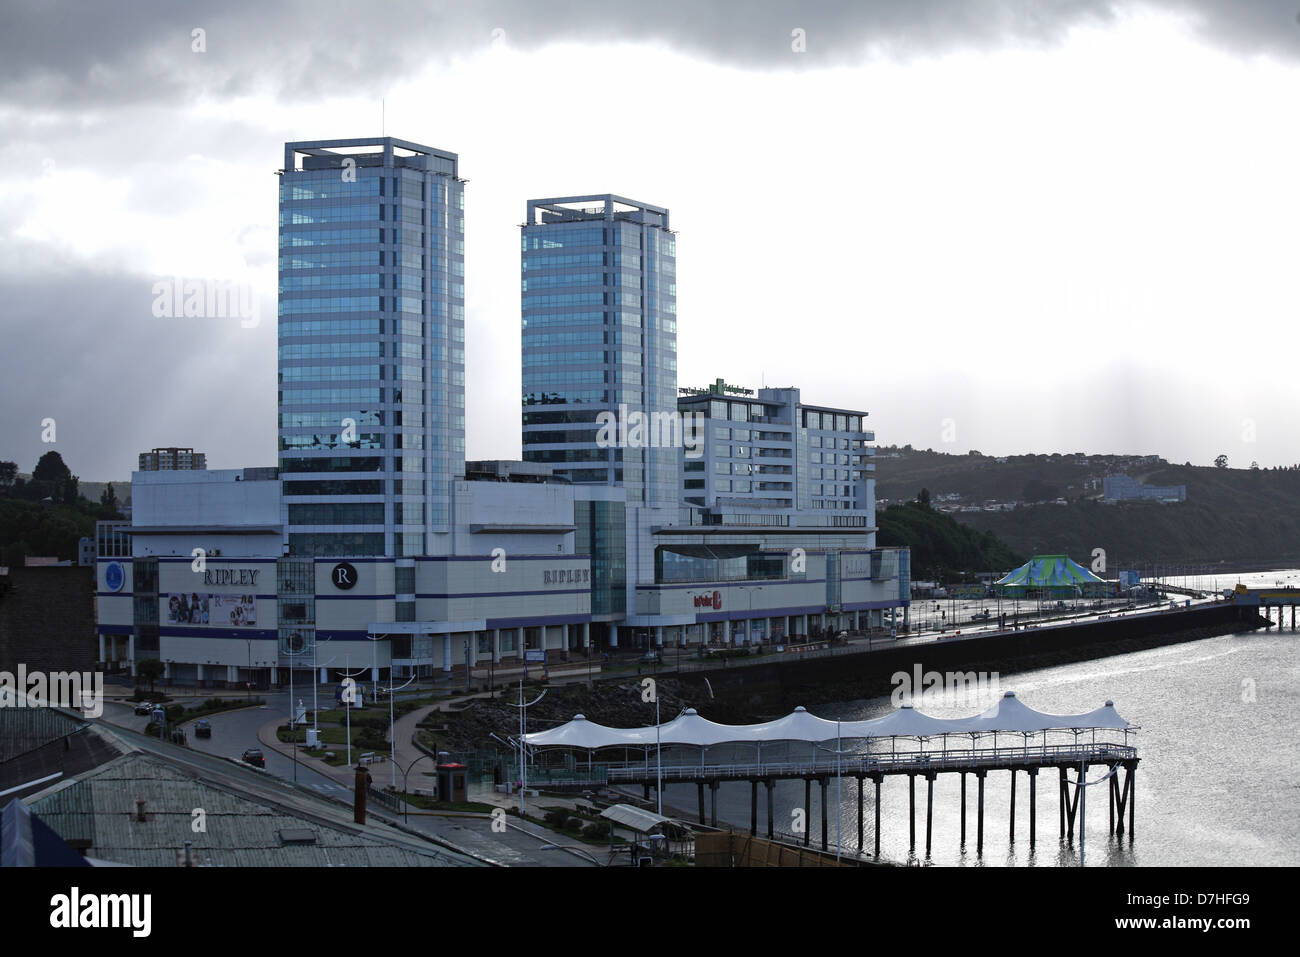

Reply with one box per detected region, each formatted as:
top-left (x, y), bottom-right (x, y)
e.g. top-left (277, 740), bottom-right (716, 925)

top-left (654, 577), bottom-right (1300, 866)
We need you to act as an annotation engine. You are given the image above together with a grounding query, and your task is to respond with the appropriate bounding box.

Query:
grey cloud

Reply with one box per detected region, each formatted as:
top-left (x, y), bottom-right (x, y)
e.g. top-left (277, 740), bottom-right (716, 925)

top-left (0, 260), bottom-right (277, 481)
top-left (3, 2), bottom-right (1298, 111)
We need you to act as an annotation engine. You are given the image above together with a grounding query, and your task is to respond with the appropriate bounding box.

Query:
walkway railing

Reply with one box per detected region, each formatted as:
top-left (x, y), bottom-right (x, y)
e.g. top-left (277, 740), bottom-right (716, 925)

top-left (605, 742), bottom-right (1136, 782)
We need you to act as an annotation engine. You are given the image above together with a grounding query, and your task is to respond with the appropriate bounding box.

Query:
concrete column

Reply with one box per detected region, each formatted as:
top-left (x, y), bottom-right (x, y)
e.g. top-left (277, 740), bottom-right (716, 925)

top-left (516, 628), bottom-right (524, 659)
top-left (562, 623), bottom-right (570, 652)
top-left (610, 624), bottom-right (619, 649)
top-left (318, 666), bottom-right (328, 684)
top-left (493, 629), bottom-right (501, 664)
top-left (196, 664), bottom-right (204, 683)
top-left (443, 635), bottom-right (453, 672)
top-left (583, 622), bottom-right (591, 649)
top-left (655, 625), bottom-right (663, 648)
top-left (722, 619), bottom-right (731, 646)
top-left (269, 666), bottom-right (277, 684)
top-left (784, 616), bottom-right (791, 640)
top-left (98, 633), bottom-right (106, 664)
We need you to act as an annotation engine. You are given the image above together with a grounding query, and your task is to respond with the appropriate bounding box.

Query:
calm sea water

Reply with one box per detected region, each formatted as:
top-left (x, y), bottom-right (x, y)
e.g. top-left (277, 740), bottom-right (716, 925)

top-left (657, 568), bottom-right (1300, 866)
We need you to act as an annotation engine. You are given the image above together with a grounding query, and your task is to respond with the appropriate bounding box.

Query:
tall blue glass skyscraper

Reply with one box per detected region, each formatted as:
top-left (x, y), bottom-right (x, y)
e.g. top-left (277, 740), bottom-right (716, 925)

top-left (520, 195), bottom-right (677, 507)
top-left (278, 137), bottom-right (466, 557)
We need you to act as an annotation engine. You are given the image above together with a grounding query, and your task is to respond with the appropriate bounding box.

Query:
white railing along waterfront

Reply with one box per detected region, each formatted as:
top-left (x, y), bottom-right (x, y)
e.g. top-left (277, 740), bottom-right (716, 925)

top-left (602, 742), bottom-right (1137, 782)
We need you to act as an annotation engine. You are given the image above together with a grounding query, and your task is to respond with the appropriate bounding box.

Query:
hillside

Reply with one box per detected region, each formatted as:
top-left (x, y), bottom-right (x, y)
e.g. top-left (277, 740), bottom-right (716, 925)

top-left (873, 447), bottom-right (1300, 566)
top-left (876, 500), bottom-right (1023, 580)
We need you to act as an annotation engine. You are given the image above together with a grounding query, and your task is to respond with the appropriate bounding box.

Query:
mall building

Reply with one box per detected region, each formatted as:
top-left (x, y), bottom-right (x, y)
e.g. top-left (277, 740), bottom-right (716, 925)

top-left (95, 137), bottom-right (909, 687)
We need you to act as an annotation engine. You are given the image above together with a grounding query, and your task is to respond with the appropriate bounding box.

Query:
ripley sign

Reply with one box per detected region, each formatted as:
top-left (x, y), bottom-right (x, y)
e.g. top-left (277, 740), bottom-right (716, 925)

top-left (201, 568), bottom-right (259, 586)
top-left (694, 591), bottom-right (722, 609)
top-left (543, 568), bottom-right (590, 586)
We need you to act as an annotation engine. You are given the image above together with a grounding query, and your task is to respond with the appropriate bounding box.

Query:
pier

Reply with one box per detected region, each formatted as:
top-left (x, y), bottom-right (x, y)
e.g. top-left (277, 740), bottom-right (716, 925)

top-left (523, 693), bottom-right (1139, 861)
top-left (606, 741), bottom-right (1137, 858)
top-left (1228, 586), bottom-right (1300, 630)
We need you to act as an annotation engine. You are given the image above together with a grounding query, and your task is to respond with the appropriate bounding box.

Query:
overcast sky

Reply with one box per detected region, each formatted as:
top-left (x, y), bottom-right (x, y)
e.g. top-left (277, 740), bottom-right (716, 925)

top-left (2, 0), bottom-right (1298, 480)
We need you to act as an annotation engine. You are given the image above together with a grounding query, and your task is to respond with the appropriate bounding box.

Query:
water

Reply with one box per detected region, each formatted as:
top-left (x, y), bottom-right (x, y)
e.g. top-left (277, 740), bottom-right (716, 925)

top-left (657, 570), bottom-right (1300, 865)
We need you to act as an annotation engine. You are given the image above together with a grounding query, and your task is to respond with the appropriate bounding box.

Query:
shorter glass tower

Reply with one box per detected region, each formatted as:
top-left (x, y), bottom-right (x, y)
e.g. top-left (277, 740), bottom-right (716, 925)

top-left (520, 195), bottom-right (677, 507)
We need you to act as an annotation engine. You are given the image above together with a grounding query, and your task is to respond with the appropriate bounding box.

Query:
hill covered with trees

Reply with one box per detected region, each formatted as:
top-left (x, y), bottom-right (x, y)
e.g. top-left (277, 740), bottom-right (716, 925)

top-left (0, 452), bottom-right (124, 564)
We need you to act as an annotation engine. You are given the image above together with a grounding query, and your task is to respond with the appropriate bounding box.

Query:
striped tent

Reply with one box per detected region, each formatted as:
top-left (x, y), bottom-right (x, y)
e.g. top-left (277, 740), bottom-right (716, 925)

top-left (994, 554), bottom-right (1110, 597)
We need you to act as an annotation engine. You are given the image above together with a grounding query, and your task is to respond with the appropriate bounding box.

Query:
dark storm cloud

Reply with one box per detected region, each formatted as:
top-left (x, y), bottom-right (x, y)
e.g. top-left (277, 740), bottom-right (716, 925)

top-left (2, 1), bottom-right (1298, 109)
top-left (0, 263), bottom-right (277, 480)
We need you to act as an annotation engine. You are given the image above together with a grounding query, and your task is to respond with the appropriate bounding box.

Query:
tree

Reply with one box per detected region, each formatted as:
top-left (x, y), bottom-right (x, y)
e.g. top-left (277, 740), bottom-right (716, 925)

top-left (0, 461), bottom-right (16, 492)
top-left (917, 488), bottom-right (931, 508)
top-left (1214, 455), bottom-right (1228, 469)
top-left (100, 484), bottom-right (120, 515)
top-left (137, 659), bottom-right (165, 694)
top-left (32, 451), bottom-right (71, 484)
top-left (1250, 461), bottom-right (1260, 471)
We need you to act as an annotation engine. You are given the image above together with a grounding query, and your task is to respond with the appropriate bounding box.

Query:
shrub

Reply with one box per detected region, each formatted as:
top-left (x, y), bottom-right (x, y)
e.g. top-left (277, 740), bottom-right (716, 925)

top-left (564, 817), bottom-right (584, 833)
top-left (583, 821), bottom-right (611, 840)
top-left (544, 808), bottom-right (569, 829)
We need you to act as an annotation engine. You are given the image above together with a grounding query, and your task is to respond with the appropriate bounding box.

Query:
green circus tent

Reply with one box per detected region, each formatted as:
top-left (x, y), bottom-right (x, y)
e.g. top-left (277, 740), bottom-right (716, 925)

top-left (994, 554), bottom-right (1113, 596)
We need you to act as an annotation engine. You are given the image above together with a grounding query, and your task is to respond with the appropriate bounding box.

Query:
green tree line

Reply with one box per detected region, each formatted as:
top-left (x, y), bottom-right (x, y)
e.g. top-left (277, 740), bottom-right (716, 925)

top-left (0, 451), bottom-right (123, 565)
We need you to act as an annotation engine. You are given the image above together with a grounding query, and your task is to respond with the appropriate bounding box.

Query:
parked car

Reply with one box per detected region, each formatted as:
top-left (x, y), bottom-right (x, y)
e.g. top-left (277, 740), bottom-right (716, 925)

top-left (241, 748), bottom-right (265, 768)
top-left (134, 701), bottom-right (155, 716)
top-left (194, 719), bottom-right (212, 738)
top-left (639, 651), bottom-right (661, 664)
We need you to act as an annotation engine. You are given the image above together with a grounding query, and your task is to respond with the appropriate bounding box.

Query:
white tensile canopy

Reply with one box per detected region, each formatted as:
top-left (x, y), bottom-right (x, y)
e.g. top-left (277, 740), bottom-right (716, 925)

top-left (522, 693), bottom-right (1133, 750)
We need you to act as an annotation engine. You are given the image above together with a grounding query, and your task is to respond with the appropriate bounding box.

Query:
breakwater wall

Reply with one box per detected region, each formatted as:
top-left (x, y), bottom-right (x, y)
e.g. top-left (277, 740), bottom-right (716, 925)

top-left (673, 603), bottom-right (1266, 721)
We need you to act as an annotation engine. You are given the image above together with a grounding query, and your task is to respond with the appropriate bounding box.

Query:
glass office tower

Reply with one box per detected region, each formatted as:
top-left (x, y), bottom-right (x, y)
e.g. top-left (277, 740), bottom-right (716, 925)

top-left (520, 195), bottom-right (677, 507)
top-left (278, 137), bottom-right (466, 557)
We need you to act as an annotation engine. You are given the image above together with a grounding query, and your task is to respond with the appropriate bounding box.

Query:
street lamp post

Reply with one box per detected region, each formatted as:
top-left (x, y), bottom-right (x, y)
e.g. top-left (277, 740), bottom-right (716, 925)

top-left (509, 681), bottom-right (547, 818)
top-left (289, 636), bottom-right (296, 782)
top-left (400, 752), bottom-right (436, 823)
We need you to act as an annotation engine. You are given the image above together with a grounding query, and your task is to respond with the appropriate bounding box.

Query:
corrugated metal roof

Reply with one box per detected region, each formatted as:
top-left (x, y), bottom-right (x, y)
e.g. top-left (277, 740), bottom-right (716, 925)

top-left (600, 804), bottom-right (673, 833)
top-left (27, 753), bottom-right (466, 867)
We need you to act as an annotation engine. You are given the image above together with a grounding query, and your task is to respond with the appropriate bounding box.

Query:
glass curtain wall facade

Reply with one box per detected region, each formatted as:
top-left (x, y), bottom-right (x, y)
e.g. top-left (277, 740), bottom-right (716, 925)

top-left (279, 138), bottom-right (466, 557)
top-left (521, 195), bottom-right (677, 507)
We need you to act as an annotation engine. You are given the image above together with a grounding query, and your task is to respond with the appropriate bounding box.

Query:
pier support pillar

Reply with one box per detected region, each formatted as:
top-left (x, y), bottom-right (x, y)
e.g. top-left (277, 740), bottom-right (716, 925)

top-left (1108, 770), bottom-right (1115, 836)
top-left (643, 782), bottom-right (650, 802)
top-left (803, 778), bottom-right (811, 847)
top-left (750, 780), bottom-right (758, 836)
top-left (1059, 767), bottom-right (1067, 839)
top-left (1028, 768), bottom-right (1038, 846)
top-left (766, 780), bottom-right (775, 839)
top-left (820, 778), bottom-right (829, 850)
top-left (976, 770), bottom-right (987, 856)
top-left (710, 782), bottom-right (719, 828)
top-left (857, 777), bottom-right (864, 852)
top-left (960, 772), bottom-right (967, 846)
top-left (925, 772), bottom-right (935, 858)
top-left (697, 781), bottom-right (705, 825)
top-left (908, 773), bottom-right (916, 851)
top-left (1128, 764), bottom-right (1136, 839)
top-left (1009, 769), bottom-right (1016, 844)
top-left (873, 775), bottom-right (882, 858)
